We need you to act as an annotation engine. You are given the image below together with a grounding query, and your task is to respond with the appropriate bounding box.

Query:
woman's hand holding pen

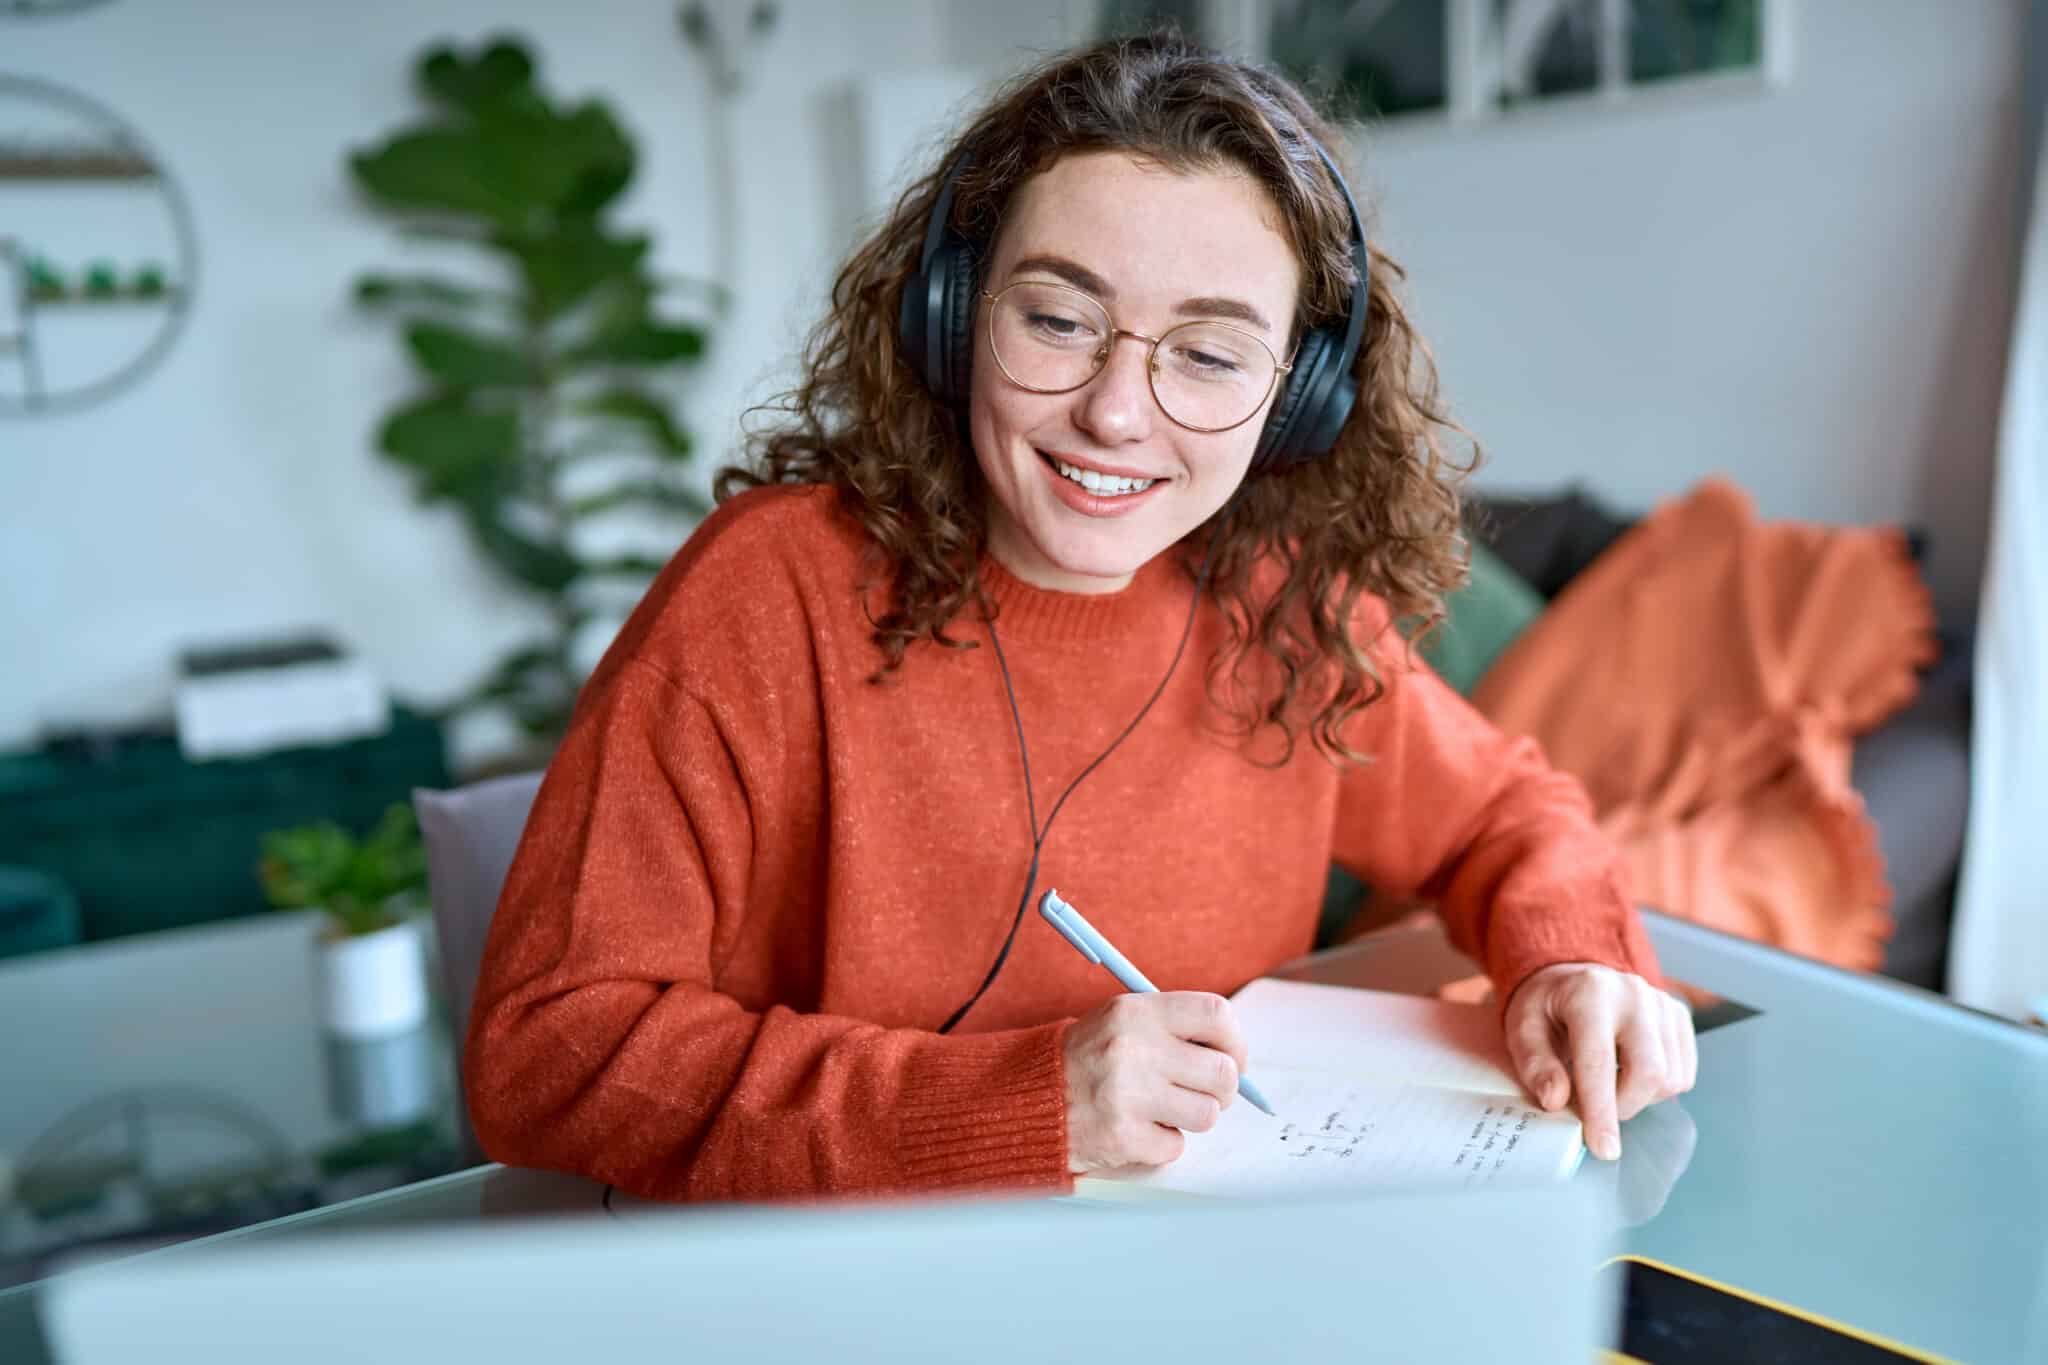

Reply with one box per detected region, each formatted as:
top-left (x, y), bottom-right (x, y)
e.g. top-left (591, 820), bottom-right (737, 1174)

top-left (1062, 992), bottom-right (1249, 1175)
top-left (1503, 963), bottom-right (1699, 1163)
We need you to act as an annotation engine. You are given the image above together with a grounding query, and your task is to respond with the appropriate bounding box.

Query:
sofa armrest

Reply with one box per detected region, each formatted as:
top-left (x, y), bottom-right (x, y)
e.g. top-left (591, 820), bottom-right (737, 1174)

top-left (1853, 638), bottom-right (1972, 990)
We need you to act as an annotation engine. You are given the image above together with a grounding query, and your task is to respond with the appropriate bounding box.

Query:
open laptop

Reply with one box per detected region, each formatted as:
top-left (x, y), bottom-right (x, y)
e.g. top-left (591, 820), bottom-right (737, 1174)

top-left (42, 1183), bottom-right (1617, 1362)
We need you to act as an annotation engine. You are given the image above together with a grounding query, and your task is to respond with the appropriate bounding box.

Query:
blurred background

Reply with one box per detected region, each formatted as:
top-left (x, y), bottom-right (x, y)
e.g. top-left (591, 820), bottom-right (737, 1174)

top-left (1, 0), bottom-right (2042, 1293)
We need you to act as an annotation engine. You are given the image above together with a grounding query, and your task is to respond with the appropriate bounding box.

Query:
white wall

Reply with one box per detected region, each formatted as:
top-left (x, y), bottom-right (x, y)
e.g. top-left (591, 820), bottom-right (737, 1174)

top-left (1, 0), bottom-right (2030, 754)
top-left (1364, 0), bottom-right (2027, 624)
top-left (0, 0), bottom-right (944, 752)
top-left (939, 0), bottom-right (2029, 624)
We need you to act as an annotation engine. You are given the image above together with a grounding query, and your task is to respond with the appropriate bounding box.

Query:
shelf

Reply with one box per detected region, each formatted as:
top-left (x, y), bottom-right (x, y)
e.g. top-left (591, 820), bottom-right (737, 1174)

top-left (0, 150), bottom-right (157, 182)
top-left (26, 291), bottom-right (183, 308)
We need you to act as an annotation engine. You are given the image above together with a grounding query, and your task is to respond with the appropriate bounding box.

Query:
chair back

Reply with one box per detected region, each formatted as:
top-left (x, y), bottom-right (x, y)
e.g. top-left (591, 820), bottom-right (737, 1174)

top-left (412, 772), bottom-right (543, 1045)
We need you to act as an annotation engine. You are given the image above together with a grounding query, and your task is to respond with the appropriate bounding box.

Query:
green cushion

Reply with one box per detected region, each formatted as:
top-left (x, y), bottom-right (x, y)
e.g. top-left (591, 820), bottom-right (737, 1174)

top-left (1416, 540), bottom-right (1546, 696)
top-left (1315, 864), bottom-right (1372, 950)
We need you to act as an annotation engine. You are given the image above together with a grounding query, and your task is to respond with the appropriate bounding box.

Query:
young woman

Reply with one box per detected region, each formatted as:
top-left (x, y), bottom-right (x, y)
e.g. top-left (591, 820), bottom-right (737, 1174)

top-left (466, 32), bottom-right (1696, 1202)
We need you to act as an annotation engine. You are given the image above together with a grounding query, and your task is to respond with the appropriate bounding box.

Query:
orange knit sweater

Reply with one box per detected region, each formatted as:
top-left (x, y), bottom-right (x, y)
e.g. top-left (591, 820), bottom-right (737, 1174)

top-left (466, 485), bottom-right (1657, 1202)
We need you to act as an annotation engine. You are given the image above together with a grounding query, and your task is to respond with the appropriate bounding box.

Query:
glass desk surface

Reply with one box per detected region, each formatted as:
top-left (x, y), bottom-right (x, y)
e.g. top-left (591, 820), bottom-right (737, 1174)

top-left (7, 911), bottom-right (2047, 1364)
top-left (0, 914), bottom-right (471, 1300)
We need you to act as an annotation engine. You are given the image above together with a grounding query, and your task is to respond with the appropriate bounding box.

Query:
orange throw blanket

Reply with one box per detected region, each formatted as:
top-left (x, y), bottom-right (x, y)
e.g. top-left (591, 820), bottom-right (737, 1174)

top-left (1470, 479), bottom-right (1937, 971)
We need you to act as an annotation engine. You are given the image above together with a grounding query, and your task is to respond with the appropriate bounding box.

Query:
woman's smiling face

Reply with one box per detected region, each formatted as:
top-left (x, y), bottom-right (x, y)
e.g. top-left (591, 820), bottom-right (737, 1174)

top-left (968, 151), bottom-right (1302, 595)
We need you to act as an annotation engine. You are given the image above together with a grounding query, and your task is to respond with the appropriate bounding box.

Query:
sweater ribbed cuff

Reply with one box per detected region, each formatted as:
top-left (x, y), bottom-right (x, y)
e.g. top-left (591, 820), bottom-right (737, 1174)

top-left (895, 1021), bottom-right (1073, 1195)
top-left (1486, 890), bottom-right (1655, 1020)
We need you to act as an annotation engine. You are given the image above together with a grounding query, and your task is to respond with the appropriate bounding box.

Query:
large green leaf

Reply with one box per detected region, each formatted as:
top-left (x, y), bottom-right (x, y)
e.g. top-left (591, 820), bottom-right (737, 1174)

top-left (573, 386), bottom-right (692, 456)
top-left (567, 318), bottom-right (706, 367)
top-left (565, 482), bottom-right (710, 520)
top-left (577, 553), bottom-right (672, 578)
top-left (348, 99), bottom-right (633, 230)
top-left (404, 321), bottom-right (529, 386)
top-left (553, 102), bottom-right (635, 218)
top-left (418, 39), bottom-right (536, 117)
top-left (511, 693), bottom-right (576, 739)
top-left (503, 227), bottom-right (649, 321)
top-left (468, 100), bottom-right (631, 223)
top-left (459, 497), bottom-right (581, 595)
top-left (349, 126), bottom-right (536, 230)
top-left (470, 643), bottom-right (562, 702)
top-left (355, 272), bottom-right (508, 311)
top-left (462, 642), bottom-right (576, 739)
top-left (377, 392), bottom-right (521, 502)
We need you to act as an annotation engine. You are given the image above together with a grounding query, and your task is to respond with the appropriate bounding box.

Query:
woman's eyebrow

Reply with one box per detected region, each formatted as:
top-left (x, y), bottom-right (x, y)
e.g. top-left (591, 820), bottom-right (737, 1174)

top-left (1176, 295), bottom-right (1273, 334)
top-left (1010, 254), bottom-right (1113, 297)
top-left (1007, 253), bottom-right (1275, 334)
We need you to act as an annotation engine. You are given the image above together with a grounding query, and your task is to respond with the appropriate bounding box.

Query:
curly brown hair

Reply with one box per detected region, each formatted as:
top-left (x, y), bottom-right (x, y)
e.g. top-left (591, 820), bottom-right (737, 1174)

top-left (718, 31), bottom-right (1476, 764)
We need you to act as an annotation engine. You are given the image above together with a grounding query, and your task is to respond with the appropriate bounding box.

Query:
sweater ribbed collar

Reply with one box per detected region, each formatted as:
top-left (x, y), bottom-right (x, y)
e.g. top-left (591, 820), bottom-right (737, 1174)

top-left (974, 549), bottom-right (1188, 644)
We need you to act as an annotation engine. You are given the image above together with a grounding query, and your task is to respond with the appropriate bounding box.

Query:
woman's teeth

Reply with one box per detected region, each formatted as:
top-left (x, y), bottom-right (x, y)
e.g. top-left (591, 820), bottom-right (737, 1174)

top-left (1051, 457), bottom-right (1157, 496)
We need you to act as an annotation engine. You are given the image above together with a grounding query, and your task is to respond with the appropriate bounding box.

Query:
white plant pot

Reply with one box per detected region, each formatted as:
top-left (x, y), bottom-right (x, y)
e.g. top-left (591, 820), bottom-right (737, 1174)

top-left (317, 919), bottom-right (428, 1039)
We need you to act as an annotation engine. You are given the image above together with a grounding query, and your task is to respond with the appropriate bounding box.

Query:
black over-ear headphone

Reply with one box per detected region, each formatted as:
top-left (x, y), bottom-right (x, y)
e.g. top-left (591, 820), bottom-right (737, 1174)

top-left (895, 141), bottom-right (1371, 472)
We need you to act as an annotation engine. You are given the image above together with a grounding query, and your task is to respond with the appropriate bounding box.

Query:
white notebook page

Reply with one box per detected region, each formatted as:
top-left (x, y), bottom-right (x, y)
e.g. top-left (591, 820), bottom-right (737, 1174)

top-left (1102, 1066), bottom-right (1584, 1199)
top-left (1075, 979), bottom-right (1584, 1201)
top-left (1228, 978), bottom-right (1522, 1093)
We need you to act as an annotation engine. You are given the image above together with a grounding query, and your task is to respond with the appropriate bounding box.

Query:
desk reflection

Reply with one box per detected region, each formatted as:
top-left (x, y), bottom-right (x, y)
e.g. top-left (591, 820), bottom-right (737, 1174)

top-left (322, 1026), bottom-right (440, 1130)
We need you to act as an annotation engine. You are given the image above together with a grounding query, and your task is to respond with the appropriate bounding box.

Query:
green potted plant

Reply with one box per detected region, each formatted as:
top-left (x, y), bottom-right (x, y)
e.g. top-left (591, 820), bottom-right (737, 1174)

top-left (346, 36), bottom-right (714, 759)
top-left (258, 803), bottom-right (431, 1039)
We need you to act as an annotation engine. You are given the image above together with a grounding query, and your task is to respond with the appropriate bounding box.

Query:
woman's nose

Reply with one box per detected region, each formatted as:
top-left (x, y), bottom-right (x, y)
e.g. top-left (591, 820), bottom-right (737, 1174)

top-left (1072, 332), bottom-right (1156, 445)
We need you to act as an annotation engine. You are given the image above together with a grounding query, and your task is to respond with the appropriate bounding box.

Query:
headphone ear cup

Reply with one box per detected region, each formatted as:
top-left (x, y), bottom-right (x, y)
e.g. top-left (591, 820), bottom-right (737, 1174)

top-left (1256, 327), bottom-right (1334, 471)
top-left (897, 262), bottom-right (936, 394)
top-left (1254, 326), bottom-right (1361, 472)
top-left (932, 241), bottom-right (980, 404)
top-left (1302, 365), bottom-right (1358, 459)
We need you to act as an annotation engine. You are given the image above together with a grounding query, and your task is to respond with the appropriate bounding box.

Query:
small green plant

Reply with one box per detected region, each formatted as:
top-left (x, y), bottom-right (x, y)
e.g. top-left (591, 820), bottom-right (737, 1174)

top-left (25, 257), bottom-right (65, 301)
top-left (258, 804), bottom-right (429, 937)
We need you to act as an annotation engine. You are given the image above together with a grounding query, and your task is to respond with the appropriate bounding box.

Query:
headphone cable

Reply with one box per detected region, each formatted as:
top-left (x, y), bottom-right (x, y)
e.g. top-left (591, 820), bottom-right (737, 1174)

top-left (936, 501), bottom-right (1239, 1034)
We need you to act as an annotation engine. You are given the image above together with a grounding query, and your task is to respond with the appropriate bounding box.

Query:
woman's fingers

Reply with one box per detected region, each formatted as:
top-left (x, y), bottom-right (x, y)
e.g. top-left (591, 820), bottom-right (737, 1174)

top-left (1681, 996), bottom-right (1700, 1091)
top-left (1506, 965), bottom-right (1709, 1165)
top-left (1505, 1001), bottom-right (1572, 1112)
top-left (1158, 1082), bottom-right (1226, 1134)
top-left (1163, 1036), bottom-right (1241, 1110)
top-left (1613, 998), bottom-right (1668, 1122)
top-left (1563, 987), bottom-right (1624, 1161)
top-left (1669, 991), bottom-right (1700, 1093)
top-left (1154, 991), bottom-right (1250, 1078)
top-left (1657, 996), bottom-right (1687, 1103)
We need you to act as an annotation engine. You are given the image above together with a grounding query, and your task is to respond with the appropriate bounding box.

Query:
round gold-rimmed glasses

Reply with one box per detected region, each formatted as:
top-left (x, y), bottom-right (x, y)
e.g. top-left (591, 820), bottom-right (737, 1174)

top-left (980, 281), bottom-right (1292, 434)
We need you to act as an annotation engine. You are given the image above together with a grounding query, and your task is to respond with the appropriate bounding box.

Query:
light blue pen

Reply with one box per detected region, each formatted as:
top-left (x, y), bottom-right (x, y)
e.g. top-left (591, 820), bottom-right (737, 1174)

top-left (1038, 888), bottom-right (1277, 1118)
